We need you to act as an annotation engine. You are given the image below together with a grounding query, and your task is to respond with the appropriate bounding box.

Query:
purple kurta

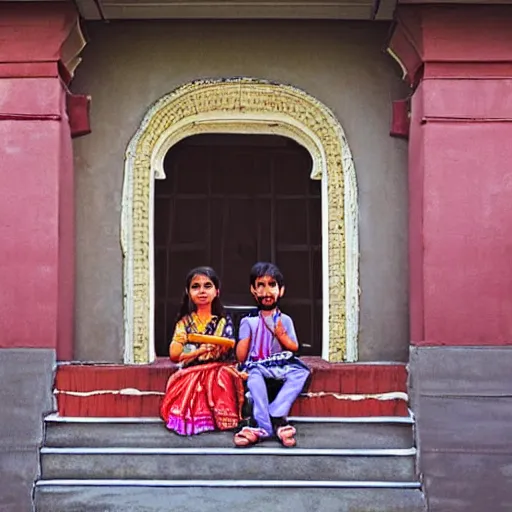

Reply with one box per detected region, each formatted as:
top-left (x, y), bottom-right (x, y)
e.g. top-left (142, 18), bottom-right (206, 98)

top-left (239, 312), bottom-right (310, 436)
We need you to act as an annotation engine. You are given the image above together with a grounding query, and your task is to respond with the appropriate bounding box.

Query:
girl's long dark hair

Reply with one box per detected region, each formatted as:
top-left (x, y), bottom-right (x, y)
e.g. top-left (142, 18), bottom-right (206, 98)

top-left (176, 266), bottom-right (226, 321)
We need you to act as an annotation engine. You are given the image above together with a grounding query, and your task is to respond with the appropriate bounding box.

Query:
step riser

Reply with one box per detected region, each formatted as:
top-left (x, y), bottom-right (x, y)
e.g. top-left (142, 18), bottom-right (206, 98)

top-left (57, 395), bottom-right (408, 417)
top-left (41, 453), bottom-right (417, 482)
top-left (35, 486), bottom-right (427, 512)
top-left (44, 422), bottom-right (414, 449)
top-left (55, 362), bottom-right (409, 417)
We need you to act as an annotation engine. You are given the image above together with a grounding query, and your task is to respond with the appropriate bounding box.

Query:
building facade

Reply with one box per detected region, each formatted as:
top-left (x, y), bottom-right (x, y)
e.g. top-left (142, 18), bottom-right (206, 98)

top-left (1, 1), bottom-right (512, 510)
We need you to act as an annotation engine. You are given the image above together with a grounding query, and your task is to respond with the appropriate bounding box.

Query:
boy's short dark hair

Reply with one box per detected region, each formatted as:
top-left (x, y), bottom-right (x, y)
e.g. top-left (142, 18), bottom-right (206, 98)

top-left (249, 262), bottom-right (285, 288)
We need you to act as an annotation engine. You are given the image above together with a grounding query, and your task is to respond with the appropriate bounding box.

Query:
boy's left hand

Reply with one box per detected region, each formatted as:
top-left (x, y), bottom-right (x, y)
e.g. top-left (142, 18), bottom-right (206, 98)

top-left (274, 319), bottom-right (287, 338)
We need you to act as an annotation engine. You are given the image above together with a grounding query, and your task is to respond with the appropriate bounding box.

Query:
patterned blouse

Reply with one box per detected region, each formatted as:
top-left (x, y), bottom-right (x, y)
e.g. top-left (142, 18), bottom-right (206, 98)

top-left (172, 312), bottom-right (235, 367)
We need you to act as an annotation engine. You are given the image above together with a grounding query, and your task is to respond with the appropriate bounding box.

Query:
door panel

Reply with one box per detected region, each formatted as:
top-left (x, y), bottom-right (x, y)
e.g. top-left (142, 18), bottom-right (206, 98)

top-left (276, 199), bottom-right (309, 245)
top-left (154, 134), bottom-right (322, 357)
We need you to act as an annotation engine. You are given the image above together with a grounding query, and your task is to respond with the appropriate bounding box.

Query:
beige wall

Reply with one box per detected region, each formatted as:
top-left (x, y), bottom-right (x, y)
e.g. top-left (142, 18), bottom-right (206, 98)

top-left (71, 20), bottom-right (409, 362)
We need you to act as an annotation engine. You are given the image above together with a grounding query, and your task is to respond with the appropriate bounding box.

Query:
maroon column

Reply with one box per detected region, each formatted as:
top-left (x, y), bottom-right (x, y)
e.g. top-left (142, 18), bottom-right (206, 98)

top-left (0, 3), bottom-right (82, 360)
top-left (390, 4), bottom-right (512, 348)
top-left (390, 5), bottom-right (512, 510)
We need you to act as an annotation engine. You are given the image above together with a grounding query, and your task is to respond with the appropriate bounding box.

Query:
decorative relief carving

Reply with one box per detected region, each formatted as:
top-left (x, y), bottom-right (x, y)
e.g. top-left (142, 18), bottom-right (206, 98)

top-left (122, 78), bottom-right (359, 363)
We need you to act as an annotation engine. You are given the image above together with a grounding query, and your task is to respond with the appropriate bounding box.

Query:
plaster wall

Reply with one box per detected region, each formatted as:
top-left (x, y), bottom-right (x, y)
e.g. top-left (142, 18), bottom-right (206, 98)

top-left (71, 20), bottom-right (409, 362)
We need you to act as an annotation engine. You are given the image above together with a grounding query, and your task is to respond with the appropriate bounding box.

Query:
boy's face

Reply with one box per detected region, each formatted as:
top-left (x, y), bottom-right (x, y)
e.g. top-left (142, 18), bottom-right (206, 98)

top-left (251, 275), bottom-right (284, 311)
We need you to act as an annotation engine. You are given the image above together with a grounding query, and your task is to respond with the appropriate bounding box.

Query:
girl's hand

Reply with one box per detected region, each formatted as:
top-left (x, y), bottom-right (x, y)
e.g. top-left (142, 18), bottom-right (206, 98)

top-left (198, 343), bottom-right (222, 360)
top-left (179, 345), bottom-right (209, 363)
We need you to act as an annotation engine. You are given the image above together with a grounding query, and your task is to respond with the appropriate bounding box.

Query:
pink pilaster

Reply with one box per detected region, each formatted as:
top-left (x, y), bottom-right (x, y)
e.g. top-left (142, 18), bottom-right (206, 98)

top-left (390, 5), bottom-right (512, 347)
top-left (0, 3), bottom-right (81, 359)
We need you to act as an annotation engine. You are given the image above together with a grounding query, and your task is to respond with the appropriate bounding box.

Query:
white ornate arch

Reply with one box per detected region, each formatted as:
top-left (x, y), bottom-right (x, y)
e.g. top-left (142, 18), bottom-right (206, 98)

top-left (121, 78), bottom-right (358, 364)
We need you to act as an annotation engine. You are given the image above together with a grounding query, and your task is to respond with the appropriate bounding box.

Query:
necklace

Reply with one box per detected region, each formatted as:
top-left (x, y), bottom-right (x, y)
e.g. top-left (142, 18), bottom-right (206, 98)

top-left (193, 312), bottom-right (212, 332)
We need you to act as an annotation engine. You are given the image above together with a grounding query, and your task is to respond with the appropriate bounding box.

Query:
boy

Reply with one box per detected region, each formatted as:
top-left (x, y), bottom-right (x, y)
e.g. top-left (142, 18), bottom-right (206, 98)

top-left (234, 262), bottom-right (310, 447)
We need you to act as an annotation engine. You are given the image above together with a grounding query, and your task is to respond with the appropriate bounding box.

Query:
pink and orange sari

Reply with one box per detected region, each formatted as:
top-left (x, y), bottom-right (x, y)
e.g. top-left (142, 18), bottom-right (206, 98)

top-left (160, 313), bottom-right (245, 435)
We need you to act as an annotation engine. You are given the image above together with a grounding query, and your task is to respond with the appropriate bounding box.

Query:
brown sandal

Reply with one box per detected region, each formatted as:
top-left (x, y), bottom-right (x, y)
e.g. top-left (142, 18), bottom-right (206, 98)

top-left (276, 425), bottom-right (297, 448)
top-left (234, 427), bottom-right (265, 447)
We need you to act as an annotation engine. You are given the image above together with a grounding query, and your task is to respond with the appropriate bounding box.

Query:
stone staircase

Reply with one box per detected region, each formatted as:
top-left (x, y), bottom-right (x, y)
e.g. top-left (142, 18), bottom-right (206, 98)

top-left (34, 414), bottom-right (426, 511)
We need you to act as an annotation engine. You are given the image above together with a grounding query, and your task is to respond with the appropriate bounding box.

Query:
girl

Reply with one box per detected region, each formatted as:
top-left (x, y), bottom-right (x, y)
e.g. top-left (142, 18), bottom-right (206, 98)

top-left (160, 266), bottom-right (245, 435)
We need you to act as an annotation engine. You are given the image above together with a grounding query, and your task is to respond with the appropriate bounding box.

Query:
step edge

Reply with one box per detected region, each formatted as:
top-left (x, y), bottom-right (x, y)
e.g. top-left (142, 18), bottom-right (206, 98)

top-left (35, 479), bottom-right (422, 489)
top-left (44, 414), bottom-right (414, 425)
top-left (56, 361), bottom-right (408, 367)
top-left (40, 446), bottom-right (417, 456)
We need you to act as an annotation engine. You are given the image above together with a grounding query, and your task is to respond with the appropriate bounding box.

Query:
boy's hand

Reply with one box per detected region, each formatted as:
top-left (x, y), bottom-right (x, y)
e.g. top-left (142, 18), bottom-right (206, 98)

top-left (274, 319), bottom-right (287, 338)
top-left (273, 317), bottom-right (299, 352)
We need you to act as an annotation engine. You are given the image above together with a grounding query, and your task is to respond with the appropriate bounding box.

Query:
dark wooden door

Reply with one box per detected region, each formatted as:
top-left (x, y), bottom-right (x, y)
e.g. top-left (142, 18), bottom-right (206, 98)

top-left (154, 134), bottom-right (322, 356)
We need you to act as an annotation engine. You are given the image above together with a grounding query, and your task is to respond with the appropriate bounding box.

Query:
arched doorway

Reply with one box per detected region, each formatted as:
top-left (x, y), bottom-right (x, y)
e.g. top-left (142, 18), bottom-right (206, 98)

top-left (122, 78), bottom-right (359, 363)
top-left (154, 133), bottom-right (322, 357)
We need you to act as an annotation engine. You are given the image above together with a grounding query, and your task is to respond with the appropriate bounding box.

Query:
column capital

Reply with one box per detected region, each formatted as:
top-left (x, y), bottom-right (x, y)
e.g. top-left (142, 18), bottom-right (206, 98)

top-left (388, 4), bottom-right (512, 87)
top-left (0, 2), bottom-right (85, 82)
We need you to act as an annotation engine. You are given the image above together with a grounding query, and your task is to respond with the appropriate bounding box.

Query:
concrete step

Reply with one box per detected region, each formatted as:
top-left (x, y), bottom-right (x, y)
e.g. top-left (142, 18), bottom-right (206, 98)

top-left (40, 446), bottom-right (417, 482)
top-left (44, 415), bottom-right (414, 450)
top-left (35, 482), bottom-right (427, 512)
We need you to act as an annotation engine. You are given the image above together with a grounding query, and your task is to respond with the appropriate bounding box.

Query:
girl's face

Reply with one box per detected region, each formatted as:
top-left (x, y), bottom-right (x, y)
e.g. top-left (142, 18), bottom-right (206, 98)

top-left (188, 274), bottom-right (218, 307)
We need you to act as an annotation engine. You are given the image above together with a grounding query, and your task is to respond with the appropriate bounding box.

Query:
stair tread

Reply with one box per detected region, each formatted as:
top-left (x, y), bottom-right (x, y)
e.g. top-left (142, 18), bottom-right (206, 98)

top-left (44, 414), bottom-right (415, 450)
top-left (35, 485), bottom-right (427, 512)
